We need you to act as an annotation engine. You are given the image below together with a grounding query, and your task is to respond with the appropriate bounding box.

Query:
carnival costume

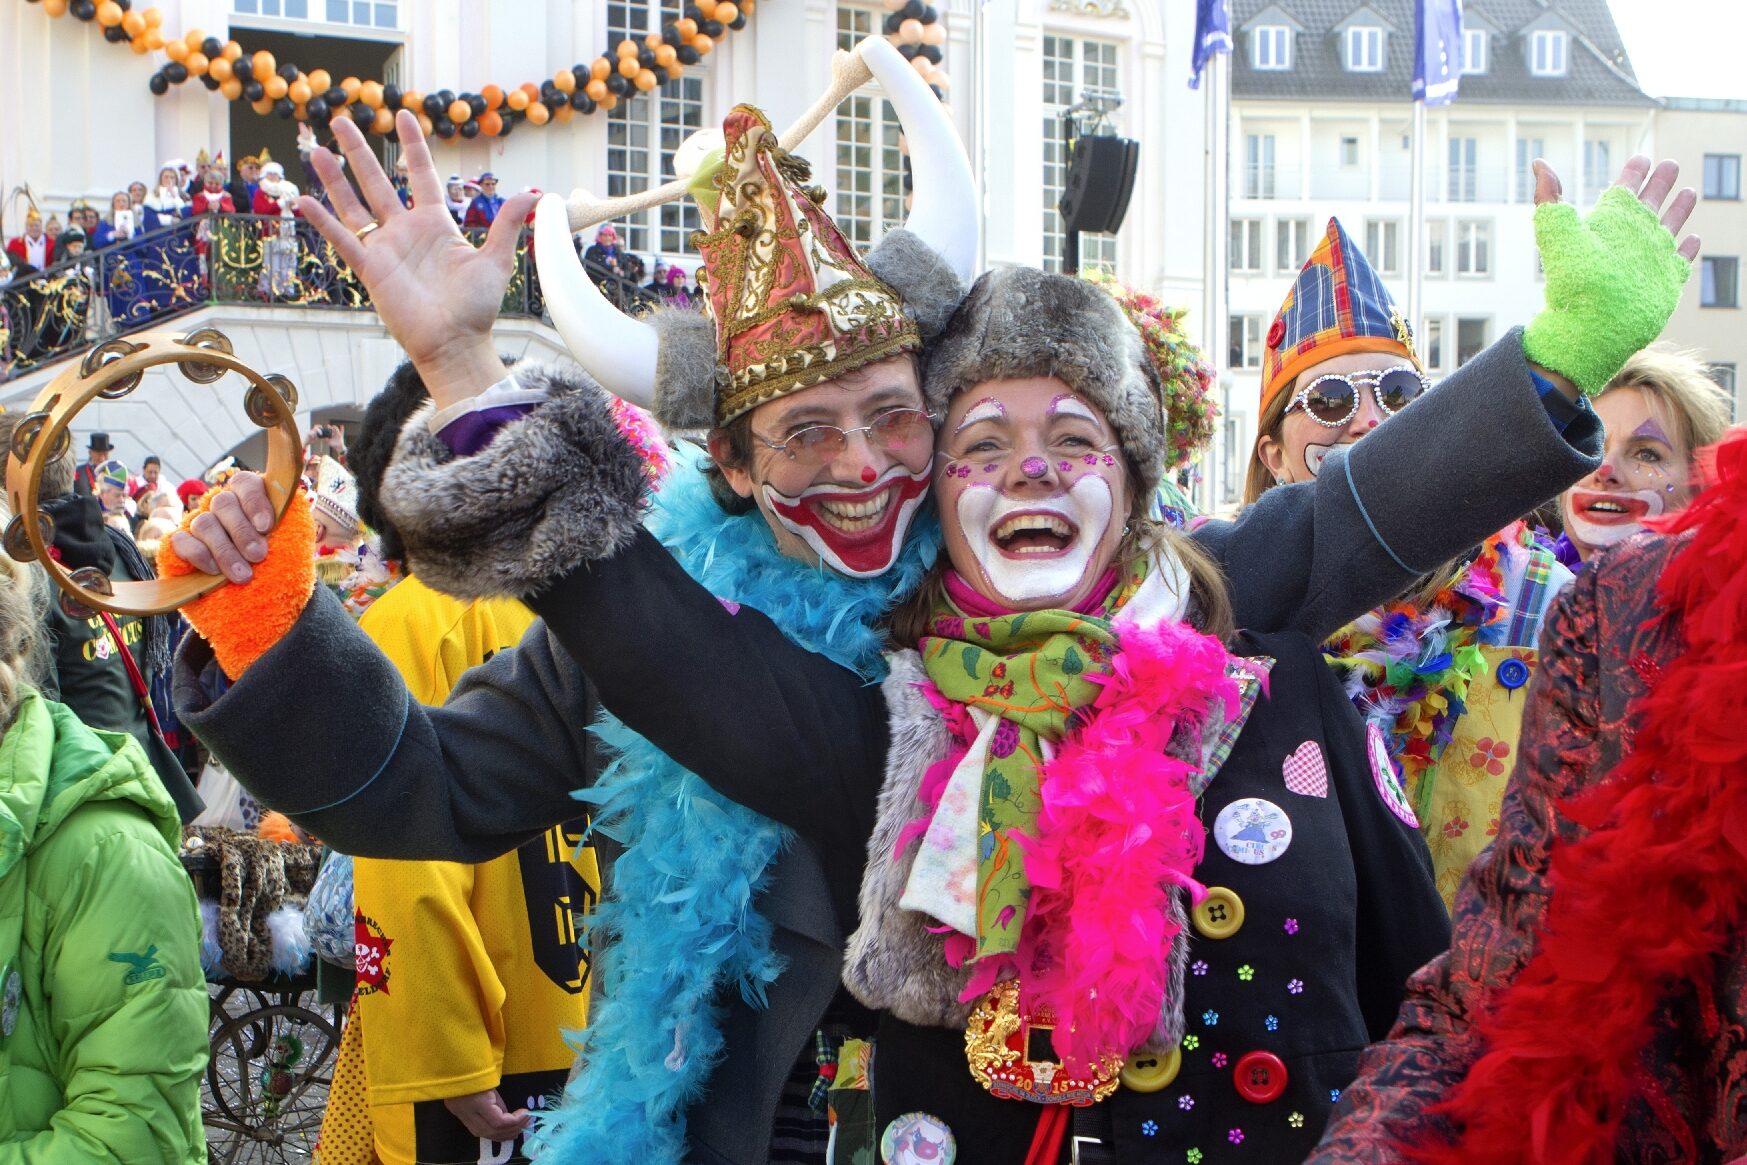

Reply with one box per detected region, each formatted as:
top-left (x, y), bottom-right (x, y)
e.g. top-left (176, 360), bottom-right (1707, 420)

top-left (1262, 220), bottom-right (1575, 908)
top-left (1310, 426), bottom-right (1747, 1164)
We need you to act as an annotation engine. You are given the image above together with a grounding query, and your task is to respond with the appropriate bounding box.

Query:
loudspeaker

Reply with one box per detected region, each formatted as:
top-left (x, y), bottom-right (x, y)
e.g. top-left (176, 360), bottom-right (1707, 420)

top-left (1058, 135), bottom-right (1140, 235)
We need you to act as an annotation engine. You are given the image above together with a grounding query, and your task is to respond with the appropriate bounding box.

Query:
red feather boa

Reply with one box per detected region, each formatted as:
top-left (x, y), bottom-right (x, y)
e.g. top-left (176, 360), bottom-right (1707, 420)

top-left (1418, 427), bottom-right (1747, 1164)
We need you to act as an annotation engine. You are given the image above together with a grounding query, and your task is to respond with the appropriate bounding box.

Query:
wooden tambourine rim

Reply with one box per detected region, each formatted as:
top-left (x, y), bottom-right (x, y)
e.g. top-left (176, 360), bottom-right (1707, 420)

top-left (4, 329), bottom-right (303, 616)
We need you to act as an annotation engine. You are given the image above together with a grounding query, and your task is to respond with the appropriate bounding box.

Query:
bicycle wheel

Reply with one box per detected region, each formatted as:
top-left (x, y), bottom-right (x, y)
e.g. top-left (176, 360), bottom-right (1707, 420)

top-left (203, 1001), bottom-right (339, 1165)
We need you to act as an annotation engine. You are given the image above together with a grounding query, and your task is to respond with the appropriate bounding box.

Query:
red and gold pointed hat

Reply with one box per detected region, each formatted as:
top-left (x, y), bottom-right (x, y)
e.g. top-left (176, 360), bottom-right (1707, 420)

top-left (693, 105), bottom-right (920, 426)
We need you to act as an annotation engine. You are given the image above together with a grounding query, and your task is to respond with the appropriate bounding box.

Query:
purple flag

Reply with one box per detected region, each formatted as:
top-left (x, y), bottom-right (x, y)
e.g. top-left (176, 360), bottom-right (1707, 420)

top-left (1190, 0), bottom-right (1232, 89)
top-left (1413, 0), bottom-right (1463, 106)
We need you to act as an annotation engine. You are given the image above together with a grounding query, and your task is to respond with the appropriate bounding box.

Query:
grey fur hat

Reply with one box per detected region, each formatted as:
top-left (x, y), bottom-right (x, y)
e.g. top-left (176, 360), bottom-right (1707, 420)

top-left (923, 266), bottom-right (1167, 493)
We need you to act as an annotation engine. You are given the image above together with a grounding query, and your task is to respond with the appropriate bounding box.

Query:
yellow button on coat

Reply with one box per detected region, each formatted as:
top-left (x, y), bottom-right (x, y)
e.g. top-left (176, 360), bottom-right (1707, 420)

top-left (1193, 886), bottom-right (1245, 939)
top-left (1120, 1046), bottom-right (1182, 1093)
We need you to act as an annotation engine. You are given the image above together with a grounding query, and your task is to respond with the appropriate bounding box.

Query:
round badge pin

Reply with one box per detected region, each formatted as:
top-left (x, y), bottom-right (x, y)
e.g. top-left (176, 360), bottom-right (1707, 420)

top-left (1367, 723), bottom-right (1420, 828)
top-left (1212, 797), bottom-right (1293, 865)
top-left (881, 1111), bottom-right (957, 1165)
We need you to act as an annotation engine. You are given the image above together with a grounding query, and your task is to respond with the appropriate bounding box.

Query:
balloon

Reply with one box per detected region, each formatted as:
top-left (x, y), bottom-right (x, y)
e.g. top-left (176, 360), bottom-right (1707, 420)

top-left (145, 31), bottom-right (163, 49)
top-left (96, 2), bottom-right (122, 26)
top-left (274, 97), bottom-right (296, 119)
top-left (479, 110), bottom-right (503, 136)
top-left (619, 55), bottom-right (640, 77)
top-left (585, 79), bottom-right (608, 102)
top-left (434, 116), bottom-right (456, 139)
top-left (898, 17), bottom-right (924, 42)
top-left (555, 69), bottom-right (576, 93)
top-left (901, 0), bottom-right (923, 17)
top-left (571, 90), bottom-right (595, 112)
top-left (467, 93), bottom-right (487, 117)
top-left (251, 50), bottom-right (274, 81)
top-left (644, 31), bottom-right (663, 50)
top-left (655, 44), bottom-right (676, 67)
top-left (600, 93), bottom-right (617, 111)
top-left (252, 96), bottom-right (274, 115)
top-left (130, 34), bottom-right (150, 53)
top-left (675, 17), bottom-right (697, 38)
top-left (617, 37), bottom-right (639, 57)
top-left (665, 63), bottom-right (683, 80)
top-left (182, 26), bottom-right (202, 46)
top-left (105, 23), bottom-right (130, 42)
top-left (482, 83), bottom-right (503, 108)
top-left (307, 68), bottom-right (331, 93)
top-left (349, 102), bottom-right (372, 129)
top-left (400, 88), bottom-right (421, 110)
top-left (209, 56), bottom-right (232, 82)
top-left (165, 38), bottom-right (188, 61)
top-left (361, 80), bottom-right (384, 108)
top-left (716, 3), bottom-right (739, 23)
top-left (143, 5), bottom-right (162, 25)
top-left (883, 0), bottom-right (903, 10)
top-left (223, 40), bottom-right (243, 60)
top-left (244, 80), bottom-right (264, 101)
top-left (590, 57), bottom-right (611, 80)
top-left (692, 33), bottom-right (714, 55)
top-left (662, 23), bottom-right (682, 46)
top-left (417, 113), bottom-right (433, 136)
top-left (696, 0), bottom-right (718, 17)
top-left (506, 88), bottom-right (530, 111)
top-left (932, 69), bottom-right (951, 91)
top-left (147, 71), bottom-right (169, 95)
top-left (459, 118), bottom-right (481, 137)
top-left (447, 99), bottom-right (471, 123)
top-left (634, 69), bottom-right (657, 91)
top-left (729, 13), bottom-right (746, 29)
top-left (638, 46), bottom-right (657, 70)
top-left (422, 92), bottom-right (445, 117)
top-left (326, 86), bottom-right (349, 108)
top-left (554, 102), bottom-right (575, 123)
top-left (342, 76), bottom-right (361, 100)
top-left (527, 101), bottom-right (550, 125)
top-left (373, 107), bottom-right (395, 134)
top-left (307, 96), bottom-right (329, 123)
top-left (163, 60), bottom-right (187, 82)
top-left (910, 54), bottom-right (931, 78)
top-left (923, 20), bottom-right (946, 45)
top-left (287, 77), bottom-right (310, 104)
top-left (202, 35), bottom-right (223, 58)
top-left (264, 74), bottom-right (288, 100)
top-left (605, 71), bottom-right (629, 95)
top-left (701, 18), bottom-right (724, 37)
top-left (220, 76), bottom-right (243, 100)
top-left (676, 44), bottom-right (700, 65)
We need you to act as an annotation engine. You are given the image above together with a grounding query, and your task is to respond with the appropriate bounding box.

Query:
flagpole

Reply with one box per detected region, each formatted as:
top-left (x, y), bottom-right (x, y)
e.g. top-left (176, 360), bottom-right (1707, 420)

top-left (1408, 97), bottom-right (1425, 338)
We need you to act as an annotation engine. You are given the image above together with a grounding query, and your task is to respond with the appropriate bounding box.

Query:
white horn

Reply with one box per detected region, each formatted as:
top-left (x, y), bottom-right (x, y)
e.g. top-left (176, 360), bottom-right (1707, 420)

top-left (858, 35), bottom-right (978, 284)
top-left (533, 192), bottom-right (659, 409)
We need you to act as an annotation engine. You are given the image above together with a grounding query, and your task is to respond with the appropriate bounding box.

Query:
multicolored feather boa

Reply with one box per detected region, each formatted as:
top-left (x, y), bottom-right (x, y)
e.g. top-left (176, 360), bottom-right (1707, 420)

top-left (1321, 535), bottom-right (1507, 791)
top-left (526, 452), bottom-right (939, 1165)
top-left (1418, 428), bottom-right (1747, 1164)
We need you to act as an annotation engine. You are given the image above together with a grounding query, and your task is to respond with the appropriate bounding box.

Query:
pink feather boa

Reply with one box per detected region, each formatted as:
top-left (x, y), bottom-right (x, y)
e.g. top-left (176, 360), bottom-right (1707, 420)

top-left (964, 619), bottom-right (1239, 1073)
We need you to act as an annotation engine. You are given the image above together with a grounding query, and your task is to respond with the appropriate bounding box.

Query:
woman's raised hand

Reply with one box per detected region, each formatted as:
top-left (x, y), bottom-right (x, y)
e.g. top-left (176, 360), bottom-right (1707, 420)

top-left (297, 110), bottom-right (537, 408)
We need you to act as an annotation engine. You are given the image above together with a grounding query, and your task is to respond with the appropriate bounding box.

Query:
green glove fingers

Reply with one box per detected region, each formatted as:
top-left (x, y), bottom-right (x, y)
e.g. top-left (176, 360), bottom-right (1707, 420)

top-left (1522, 184), bottom-right (1693, 396)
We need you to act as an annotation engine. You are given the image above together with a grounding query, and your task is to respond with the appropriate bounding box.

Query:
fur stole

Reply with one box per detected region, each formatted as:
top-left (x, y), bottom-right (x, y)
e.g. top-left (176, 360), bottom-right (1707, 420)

top-left (526, 452), bottom-right (940, 1165)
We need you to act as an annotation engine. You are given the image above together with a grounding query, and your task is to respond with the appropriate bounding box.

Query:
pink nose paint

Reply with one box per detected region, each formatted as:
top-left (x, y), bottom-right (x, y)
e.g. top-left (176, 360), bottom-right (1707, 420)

top-left (1021, 456), bottom-right (1048, 479)
top-left (860, 466), bottom-right (877, 484)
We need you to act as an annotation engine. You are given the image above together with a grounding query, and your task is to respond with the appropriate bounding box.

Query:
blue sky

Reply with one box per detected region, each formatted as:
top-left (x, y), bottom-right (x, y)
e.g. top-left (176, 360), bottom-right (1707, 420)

top-left (1611, 0), bottom-right (1747, 100)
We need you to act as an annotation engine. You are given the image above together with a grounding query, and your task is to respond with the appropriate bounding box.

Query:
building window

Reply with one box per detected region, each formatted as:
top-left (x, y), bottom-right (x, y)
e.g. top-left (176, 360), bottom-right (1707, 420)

top-left (1530, 29), bottom-right (1567, 76)
top-left (1340, 136), bottom-right (1360, 167)
top-left (1229, 218), bottom-right (1263, 273)
top-left (1456, 317), bottom-right (1490, 365)
top-left (1276, 218), bottom-right (1312, 272)
top-left (1461, 28), bottom-right (1487, 74)
top-left (1345, 26), bottom-right (1383, 72)
top-left (1426, 218), bottom-right (1446, 275)
top-left (1364, 220), bottom-right (1401, 275)
top-left (1712, 362), bottom-right (1737, 395)
top-left (1422, 317), bottom-right (1445, 370)
top-left (1705, 154), bottom-right (1742, 200)
top-left (607, 1), bottom-right (707, 258)
top-left (1702, 256), bottom-right (1740, 308)
top-left (1245, 133), bottom-right (1277, 199)
top-left (1253, 26), bottom-right (1292, 70)
top-left (1220, 386), bottom-right (1241, 506)
top-left (1456, 219), bottom-right (1491, 275)
top-left (1229, 314), bottom-right (1263, 369)
top-left (834, 8), bottom-right (905, 250)
top-left (1042, 34), bottom-right (1121, 273)
top-left (322, 0), bottom-right (394, 26)
top-left (1515, 137), bottom-right (1545, 202)
top-left (234, 0), bottom-right (313, 18)
top-left (1448, 136), bottom-right (1478, 202)
top-left (1584, 140), bottom-right (1612, 194)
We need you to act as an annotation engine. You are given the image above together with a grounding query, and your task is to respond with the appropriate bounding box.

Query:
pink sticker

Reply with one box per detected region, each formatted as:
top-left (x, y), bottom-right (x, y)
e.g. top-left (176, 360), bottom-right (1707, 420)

top-left (1366, 723), bottom-right (1419, 828)
top-left (1281, 740), bottom-right (1329, 798)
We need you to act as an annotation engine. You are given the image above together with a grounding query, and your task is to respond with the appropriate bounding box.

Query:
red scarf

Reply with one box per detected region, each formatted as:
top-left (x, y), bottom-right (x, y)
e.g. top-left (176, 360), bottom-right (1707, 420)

top-left (1420, 428), bottom-right (1747, 1163)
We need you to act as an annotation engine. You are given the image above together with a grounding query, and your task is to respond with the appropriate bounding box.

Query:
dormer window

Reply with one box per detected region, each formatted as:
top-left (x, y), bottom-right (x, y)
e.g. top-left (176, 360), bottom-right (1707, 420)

top-left (1254, 25), bottom-right (1292, 70)
top-left (1346, 26), bottom-right (1383, 72)
top-left (1461, 28), bottom-right (1487, 74)
top-left (1530, 29), bottom-right (1567, 76)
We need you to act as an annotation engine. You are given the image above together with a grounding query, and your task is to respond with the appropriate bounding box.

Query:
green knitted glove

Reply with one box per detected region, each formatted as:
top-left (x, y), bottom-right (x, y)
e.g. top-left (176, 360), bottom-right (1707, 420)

top-left (1522, 184), bottom-right (1692, 396)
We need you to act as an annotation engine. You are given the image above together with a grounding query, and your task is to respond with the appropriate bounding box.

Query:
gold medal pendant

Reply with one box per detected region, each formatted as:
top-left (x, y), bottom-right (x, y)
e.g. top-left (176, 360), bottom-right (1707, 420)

top-left (963, 979), bottom-right (1120, 1105)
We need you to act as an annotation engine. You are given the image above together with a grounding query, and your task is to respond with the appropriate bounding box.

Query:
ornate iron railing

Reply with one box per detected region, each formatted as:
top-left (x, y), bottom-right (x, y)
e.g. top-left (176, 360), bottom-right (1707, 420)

top-left (0, 212), bottom-right (663, 385)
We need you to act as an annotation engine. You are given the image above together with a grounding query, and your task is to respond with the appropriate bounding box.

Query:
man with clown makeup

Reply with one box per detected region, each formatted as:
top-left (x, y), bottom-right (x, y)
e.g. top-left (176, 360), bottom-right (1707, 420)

top-left (156, 34), bottom-right (1698, 1164)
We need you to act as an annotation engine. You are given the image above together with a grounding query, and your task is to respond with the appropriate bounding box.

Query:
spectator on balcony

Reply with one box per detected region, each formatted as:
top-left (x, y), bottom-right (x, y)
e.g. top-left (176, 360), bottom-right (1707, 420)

top-left (42, 215), bottom-right (62, 256)
top-left (191, 168), bottom-right (236, 217)
top-left (91, 192), bottom-right (140, 250)
top-left (254, 163), bottom-right (302, 299)
top-left (5, 208), bottom-right (51, 271)
top-left (581, 223), bottom-right (625, 278)
top-left (663, 264), bottom-right (693, 309)
top-left (443, 174), bottom-right (469, 224)
top-left (142, 165), bottom-right (189, 231)
top-left (463, 172), bottom-right (504, 229)
top-left (73, 433), bottom-right (112, 495)
top-left (126, 180), bottom-right (148, 211)
top-left (228, 152), bottom-right (265, 216)
top-left (57, 228), bottom-right (87, 262)
top-left (392, 156), bottom-right (413, 208)
top-left (644, 256), bottom-right (668, 296)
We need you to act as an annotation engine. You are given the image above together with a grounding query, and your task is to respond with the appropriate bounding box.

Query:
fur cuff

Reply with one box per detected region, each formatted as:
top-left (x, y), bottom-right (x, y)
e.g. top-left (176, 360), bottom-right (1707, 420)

top-left (380, 362), bottom-right (650, 599)
top-left (843, 651), bottom-right (977, 1029)
top-left (648, 306), bottom-right (719, 433)
top-left (866, 228), bottom-right (966, 343)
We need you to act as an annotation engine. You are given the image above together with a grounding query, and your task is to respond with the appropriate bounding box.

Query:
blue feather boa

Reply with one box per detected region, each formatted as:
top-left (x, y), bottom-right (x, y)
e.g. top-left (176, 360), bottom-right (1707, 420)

top-left (526, 452), bottom-right (938, 1165)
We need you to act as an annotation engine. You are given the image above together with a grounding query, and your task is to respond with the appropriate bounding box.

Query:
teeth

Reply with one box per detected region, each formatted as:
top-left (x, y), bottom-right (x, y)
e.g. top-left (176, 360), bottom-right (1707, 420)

top-left (993, 514), bottom-right (1072, 541)
top-left (1589, 501), bottom-right (1626, 513)
top-left (816, 490), bottom-right (892, 531)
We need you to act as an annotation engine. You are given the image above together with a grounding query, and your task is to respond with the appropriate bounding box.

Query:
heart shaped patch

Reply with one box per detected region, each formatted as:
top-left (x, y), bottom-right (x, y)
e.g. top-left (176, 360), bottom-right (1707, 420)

top-left (1281, 740), bottom-right (1329, 798)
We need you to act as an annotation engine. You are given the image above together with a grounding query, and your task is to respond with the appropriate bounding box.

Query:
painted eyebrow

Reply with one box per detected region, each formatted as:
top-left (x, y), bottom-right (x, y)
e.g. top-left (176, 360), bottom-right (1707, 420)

top-left (1629, 417), bottom-right (1672, 443)
top-left (1047, 394), bottom-right (1100, 422)
top-left (951, 398), bottom-right (1009, 435)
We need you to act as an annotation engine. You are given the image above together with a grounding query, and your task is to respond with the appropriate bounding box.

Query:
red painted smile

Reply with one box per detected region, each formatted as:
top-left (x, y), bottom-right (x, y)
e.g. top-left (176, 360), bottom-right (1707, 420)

top-left (765, 467), bottom-right (931, 577)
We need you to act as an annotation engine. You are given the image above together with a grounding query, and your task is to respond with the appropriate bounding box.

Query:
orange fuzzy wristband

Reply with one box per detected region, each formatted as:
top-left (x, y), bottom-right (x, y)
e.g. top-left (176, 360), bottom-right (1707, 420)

top-left (158, 487), bottom-right (317, 680)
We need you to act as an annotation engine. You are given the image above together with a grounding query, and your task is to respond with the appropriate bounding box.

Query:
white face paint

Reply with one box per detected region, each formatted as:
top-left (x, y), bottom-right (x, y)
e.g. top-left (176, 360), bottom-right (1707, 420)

top-left (1561, 487), bottom-right (1667, 551)
top-left (953, 473), bottom-right (1114, 604)
top-left (1301, 439), bottom-right (1338, 479)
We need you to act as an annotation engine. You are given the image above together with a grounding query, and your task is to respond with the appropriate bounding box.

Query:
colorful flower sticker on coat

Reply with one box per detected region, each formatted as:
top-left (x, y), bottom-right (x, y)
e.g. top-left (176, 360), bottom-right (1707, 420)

top-left (1213, 797), bottom-right (1293, 865)
top-left (1367, 723), bottom-right (1421, 827)
top-left (1281, 739), bottom-right (1330, 797)
top-left (881, 1112), bottom-right (957, 1165)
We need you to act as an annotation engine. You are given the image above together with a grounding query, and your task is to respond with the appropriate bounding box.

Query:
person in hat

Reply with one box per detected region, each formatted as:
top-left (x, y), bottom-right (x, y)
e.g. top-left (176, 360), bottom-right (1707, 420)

top-left (73, 431), bottom-right (114, 495)
top-left (175, 478), bottom-right (207, 511)
top-left (228, 151), bottom-right (266, 216)
top-left (55, 201), bottom-right (96, 263)
top-left (443, 175), bottom-right (469, 224)
top-left (463, 172), bottom-right (504, 230)
top-left (581, 222), bottom-right (624, 277)
top-left (94, 458), bottom-right (133, 532)
top-left (5, 207), bottom-right (51, 270)
top-left (162, 44), bottom-right (1693, 1165)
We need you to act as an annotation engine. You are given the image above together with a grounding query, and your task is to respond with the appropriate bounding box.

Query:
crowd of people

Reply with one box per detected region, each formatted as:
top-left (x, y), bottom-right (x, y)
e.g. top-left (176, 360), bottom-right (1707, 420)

top-left (0, 30), bottom-right (1742, 1165)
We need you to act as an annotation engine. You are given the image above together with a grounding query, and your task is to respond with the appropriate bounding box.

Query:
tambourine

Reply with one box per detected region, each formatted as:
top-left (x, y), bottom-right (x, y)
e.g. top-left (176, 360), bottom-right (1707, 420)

top-left (3, 327), bottom-right (303, 617)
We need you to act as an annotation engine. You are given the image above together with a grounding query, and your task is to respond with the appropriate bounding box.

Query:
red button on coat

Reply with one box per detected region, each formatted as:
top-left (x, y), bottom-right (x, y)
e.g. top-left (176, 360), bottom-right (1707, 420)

top-left (1233, 1051), bottom-right (1288, 1104)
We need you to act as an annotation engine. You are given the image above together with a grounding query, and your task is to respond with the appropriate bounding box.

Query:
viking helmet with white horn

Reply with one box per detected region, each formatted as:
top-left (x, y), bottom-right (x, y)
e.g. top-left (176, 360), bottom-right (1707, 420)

top-left (533, 33), bottom-right (976, 430)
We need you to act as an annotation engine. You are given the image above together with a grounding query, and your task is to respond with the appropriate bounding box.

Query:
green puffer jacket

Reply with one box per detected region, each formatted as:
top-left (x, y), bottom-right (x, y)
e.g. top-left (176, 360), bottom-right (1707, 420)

top-left (0, 689), bottom-right (207, 1163)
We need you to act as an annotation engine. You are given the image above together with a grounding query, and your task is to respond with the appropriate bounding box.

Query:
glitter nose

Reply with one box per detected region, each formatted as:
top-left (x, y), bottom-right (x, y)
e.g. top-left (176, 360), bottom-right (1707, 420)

top-left (1021, 456), bottom-right (1049, 479)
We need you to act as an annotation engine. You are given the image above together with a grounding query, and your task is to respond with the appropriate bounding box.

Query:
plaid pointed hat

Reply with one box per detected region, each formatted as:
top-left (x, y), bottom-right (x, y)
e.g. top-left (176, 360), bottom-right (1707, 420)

top-left (1260, 218), bottom-right (1419, 415)
top-left (693, 104), bottom-right (920, 426)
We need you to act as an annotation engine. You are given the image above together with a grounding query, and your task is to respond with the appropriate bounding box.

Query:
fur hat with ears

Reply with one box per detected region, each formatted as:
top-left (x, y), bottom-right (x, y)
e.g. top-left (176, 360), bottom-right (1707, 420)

top-left (923, 266), bottom-right (1169, 494)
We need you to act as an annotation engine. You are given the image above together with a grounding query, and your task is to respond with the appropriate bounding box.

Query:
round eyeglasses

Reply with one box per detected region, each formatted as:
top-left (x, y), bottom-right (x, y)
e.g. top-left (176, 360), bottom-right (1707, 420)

top-left (1284, 368), bottom-right (1431, 428)
top-left (756, 409), bottom-right (936, 466)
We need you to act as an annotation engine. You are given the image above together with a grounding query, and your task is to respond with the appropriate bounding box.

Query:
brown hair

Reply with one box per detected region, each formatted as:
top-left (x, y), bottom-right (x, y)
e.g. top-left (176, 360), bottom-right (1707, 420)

top-left (1243, 388), bottom-right (1294, 506)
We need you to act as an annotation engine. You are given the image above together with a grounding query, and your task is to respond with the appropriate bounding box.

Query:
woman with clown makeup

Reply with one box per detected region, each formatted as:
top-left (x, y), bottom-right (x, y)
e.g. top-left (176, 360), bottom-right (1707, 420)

top-left (1555, 344), bottom-right (1731, 566)
top-left (157, 48), bottom-right (1697, 1165)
